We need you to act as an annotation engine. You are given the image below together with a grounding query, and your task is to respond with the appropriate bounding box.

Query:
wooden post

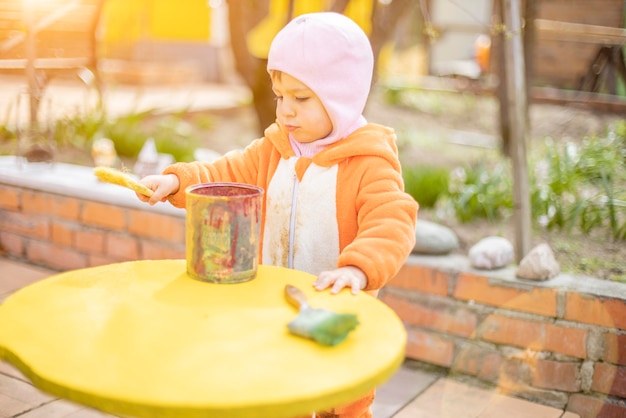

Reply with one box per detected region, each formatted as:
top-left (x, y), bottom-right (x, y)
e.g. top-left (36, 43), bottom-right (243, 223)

top-left (523, 0), bottom-right (537, 104)
top-left (494, 0), bottom-right (511, 157)
top-left (502, 0), bottom-right (532, 262)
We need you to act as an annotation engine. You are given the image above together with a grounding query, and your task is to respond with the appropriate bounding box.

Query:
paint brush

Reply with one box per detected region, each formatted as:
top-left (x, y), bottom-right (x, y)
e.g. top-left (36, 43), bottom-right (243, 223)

top-left (284, 284), bottom-right (359, 346)
top-left (94, 166), bottom-right (154, 197)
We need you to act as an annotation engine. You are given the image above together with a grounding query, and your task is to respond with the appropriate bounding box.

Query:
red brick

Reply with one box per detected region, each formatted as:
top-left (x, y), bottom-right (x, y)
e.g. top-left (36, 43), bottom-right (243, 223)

top-left (481, 314), bottom-right (545, 350)
top-left (0, 185), bottom-right (21, 210)
top-left (128, 210), bottom-right (185, 243)
top-left (453, 343), bottom-right (502, 382)
top-left (140, 240), bottom-right (185, 260)
top-left (603, 333), bottom-right (626, 366)
top-left (532, 359), bottom-right (581, 392)
top-left (0, 211), bottom-right (49, 239)
top-left (481, 315), bottom-right (583, 359)
top-left (21, 191), bottom-right (80, 220)
top-left (405, 329), bottom-right (454, 367)
top-left (0, 231), bottom-right (24, 256)
top-left (50, 196), bottom-right (80, 220)
top-left (499, 357), bottom-right (533, 387)
top-left (454, 272), bottom-right (558, 317)
top-left (592, 363), bottom-right (626, 398)
top-left (81, 201), bottom-right (126, 230)
top-left (382, 292), bottom-right (477, 337)
top-left (105, 233), bottom-right (139, 261)
top-left (21, 190), bottom-right (51, 215)
top-left (50, 222), bottom-right (75, 247)
top-left (26, 240), bottom-right (88, 271)
top-left (568, 394), bottom-right (626, 418)
top-left (544, 323), bottom-right (588, 359)
top-left (388, 263), bottom-right (449, 296)
top-left (565, 292), bottom-right (626, 330)
top-left (75, 229), bottom-right (106, 254)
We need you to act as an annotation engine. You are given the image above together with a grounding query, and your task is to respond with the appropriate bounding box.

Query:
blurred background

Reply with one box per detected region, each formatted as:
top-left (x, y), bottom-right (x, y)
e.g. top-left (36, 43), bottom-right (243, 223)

top-left (2, 0), bottom-right (625, 131)
top-left (1, 0), bottom-right (625, 280)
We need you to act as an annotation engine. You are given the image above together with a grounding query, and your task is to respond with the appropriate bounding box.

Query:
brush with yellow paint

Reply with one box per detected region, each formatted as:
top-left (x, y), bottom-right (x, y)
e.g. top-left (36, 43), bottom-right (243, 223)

top-left (94, 166), bottom-right (154, 197)
top-left (284, 285), bottom-right (359, 346)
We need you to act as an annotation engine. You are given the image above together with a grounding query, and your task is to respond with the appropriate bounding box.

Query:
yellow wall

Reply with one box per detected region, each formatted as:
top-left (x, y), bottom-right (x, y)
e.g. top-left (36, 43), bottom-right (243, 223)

top-left (101, 0), bottom-right (211, 51)
top-left (101, 0), bottom-right (373, 50)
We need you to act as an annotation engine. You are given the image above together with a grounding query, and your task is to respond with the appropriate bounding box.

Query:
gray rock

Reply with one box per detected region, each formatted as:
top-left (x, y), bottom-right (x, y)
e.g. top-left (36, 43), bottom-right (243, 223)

top-left (468, 236), bottom-right (514, 270)
top-left (516, 243), bottom-right (560, 281)
top-left (413, 220), bottom-right (460, 255)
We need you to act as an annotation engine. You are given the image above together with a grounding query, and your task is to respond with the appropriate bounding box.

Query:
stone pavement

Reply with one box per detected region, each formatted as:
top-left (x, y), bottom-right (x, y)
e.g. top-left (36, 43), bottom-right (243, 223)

top-left (0, 257), bottom-right (579, 418)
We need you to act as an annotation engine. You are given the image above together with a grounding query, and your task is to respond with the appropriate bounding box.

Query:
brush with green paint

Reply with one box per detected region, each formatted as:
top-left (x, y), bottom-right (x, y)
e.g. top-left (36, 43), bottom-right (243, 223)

top-left (284, 284), bottom-right (359, 346)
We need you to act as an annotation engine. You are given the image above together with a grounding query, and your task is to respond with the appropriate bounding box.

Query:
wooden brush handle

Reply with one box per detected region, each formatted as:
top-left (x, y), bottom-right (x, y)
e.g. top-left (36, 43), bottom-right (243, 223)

top-left (284, 285), bottom-right (309, 310)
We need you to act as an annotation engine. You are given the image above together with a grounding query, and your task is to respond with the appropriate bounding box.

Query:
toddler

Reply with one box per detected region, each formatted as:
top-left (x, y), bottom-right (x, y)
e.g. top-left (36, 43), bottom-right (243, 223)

top-left (137, 12), bottom-right (418, 417)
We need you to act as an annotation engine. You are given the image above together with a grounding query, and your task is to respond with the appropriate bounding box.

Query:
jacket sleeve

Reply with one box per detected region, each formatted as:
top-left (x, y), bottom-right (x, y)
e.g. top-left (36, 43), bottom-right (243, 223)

top-left (162, 138), bottom-right (267, 208)
top-left (336, 157), bottom-right (419, 291)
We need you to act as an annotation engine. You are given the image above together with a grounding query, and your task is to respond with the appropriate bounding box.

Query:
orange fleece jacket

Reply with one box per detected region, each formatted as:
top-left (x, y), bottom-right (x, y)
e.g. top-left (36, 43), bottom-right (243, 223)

top-left (163, 121), bottom-right (418, 291)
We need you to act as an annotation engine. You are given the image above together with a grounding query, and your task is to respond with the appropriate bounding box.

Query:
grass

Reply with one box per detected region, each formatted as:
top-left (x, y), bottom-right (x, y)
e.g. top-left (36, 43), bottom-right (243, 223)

top-left (0, 107), bottom-right (213, 166)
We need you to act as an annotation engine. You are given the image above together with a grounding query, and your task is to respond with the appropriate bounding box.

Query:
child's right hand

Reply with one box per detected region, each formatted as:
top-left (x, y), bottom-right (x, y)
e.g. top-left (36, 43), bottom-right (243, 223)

top-left (136, 174), bottom-right (180, 205)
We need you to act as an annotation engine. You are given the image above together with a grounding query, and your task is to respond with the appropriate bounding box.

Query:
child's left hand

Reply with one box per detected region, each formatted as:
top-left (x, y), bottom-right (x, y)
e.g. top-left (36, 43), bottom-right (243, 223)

top-left (313, 266), bottom-right (367, 295)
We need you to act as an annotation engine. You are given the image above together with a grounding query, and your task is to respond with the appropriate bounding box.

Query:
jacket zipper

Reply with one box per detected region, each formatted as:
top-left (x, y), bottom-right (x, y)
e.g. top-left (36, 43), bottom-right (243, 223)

top-left (288, 171), bottom-right (298, 268)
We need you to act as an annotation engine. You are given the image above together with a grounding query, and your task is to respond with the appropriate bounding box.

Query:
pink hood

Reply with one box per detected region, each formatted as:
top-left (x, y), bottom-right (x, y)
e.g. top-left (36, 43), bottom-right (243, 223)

top-left (267, 12), bottom-right (374, 153)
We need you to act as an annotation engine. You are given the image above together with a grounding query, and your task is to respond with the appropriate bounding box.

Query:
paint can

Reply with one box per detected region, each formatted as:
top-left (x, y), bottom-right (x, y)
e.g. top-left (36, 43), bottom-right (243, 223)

top-left (186, 183), bottom-right (263, 283)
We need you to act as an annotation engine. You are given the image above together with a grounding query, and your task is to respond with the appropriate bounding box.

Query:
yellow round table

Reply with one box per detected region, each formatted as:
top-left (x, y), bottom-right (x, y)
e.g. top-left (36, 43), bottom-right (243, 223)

top-left (0, 260), bottom-right (406, 418)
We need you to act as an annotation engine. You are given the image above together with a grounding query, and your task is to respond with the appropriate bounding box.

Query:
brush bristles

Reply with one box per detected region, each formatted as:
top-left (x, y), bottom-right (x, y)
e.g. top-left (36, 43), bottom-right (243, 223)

top-left (288, 309), bottom-right (359, 346)
top-left (94, 167), bottom-right (154, 197)
top-left (309, 313), bottom-right (359, 346)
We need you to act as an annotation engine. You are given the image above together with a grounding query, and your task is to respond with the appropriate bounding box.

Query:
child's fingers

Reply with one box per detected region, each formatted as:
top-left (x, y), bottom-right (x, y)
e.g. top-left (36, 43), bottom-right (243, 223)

top-left (148, 192), bottom-right (167, 206)
top-left (351, 281), bottom-right (361, 295)
top-left (330, 279), bottom-right (354, 294)
top-left (330, 277), bottom-right (360, 294)
top-left (313, 274), bottom-right (332, 291)
top-left (315, 267), bottom-right (367, 294)
top-left (314, 273), bottom-right (355, 294)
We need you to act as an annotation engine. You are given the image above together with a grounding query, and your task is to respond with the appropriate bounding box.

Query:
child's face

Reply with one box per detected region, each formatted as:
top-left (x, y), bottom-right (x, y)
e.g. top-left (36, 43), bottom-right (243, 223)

top-left (272, 73), bottom-right (332, 143)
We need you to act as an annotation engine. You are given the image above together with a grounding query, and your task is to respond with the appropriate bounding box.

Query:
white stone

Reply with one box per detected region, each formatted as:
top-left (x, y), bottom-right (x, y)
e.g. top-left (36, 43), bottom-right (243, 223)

top-left (413, 220), bottom-right (460, 255)
top-left (468, 236), bottom-right (514, 270)
top-left (516, 243), bottom-right (560, 281)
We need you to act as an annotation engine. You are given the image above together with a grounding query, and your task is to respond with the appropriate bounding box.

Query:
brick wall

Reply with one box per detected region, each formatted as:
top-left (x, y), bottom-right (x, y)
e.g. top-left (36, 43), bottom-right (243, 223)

top-left (380, 257), bottom-right (626, 418)
top-left (1, 158), bottom-right (625, 418)
top-left (0, 158), bottom-right (186, 271)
